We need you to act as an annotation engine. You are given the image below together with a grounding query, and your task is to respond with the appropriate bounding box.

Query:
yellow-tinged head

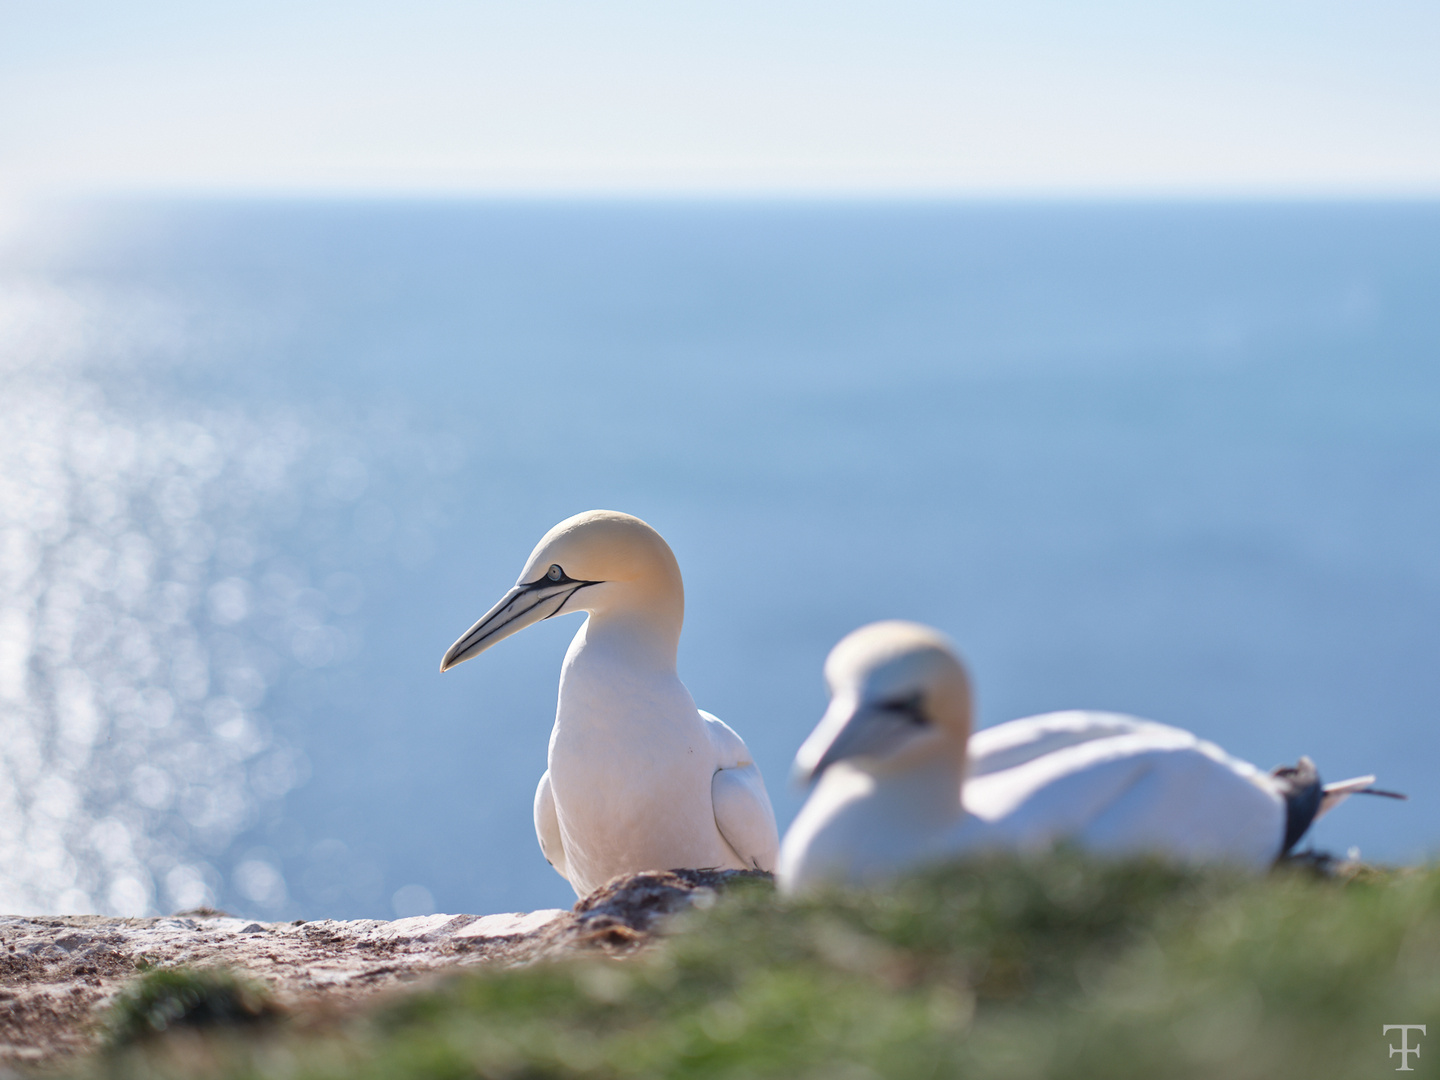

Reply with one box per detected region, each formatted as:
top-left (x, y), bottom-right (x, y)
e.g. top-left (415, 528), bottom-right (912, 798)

top-left (793, 620), bottom-right (973, 783)
top-left (440, 510), bottom-right (683, 672)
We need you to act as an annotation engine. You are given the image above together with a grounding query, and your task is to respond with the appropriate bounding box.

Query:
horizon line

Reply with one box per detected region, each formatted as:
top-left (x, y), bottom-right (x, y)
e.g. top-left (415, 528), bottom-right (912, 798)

top-left (11, 184), bottom-right (1440, 206)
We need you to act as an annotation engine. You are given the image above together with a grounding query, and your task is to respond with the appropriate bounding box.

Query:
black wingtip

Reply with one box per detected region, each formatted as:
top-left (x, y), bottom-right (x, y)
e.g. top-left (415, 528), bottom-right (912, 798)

top-left (1271, 757), bottom-right (1324, 857)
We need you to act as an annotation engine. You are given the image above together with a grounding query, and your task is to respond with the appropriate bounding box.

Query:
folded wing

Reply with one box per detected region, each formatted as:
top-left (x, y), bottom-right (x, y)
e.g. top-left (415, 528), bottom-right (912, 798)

top-left (701, 710), bottom-right (780, 873)
top-left (533, 769), bottom-right (569, 882)
top-left (963, 722), bottom-right (1284, 868)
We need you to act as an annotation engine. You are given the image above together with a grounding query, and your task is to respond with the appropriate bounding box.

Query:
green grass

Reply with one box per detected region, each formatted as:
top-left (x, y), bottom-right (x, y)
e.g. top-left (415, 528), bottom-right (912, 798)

top-left (100, 965), bottom-right (279, 1046)
top-left (74, 854), bottom-right (1440, 1079)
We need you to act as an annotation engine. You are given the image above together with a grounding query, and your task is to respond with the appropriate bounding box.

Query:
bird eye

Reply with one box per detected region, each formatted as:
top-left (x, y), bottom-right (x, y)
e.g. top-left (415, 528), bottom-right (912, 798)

top-left (878, 695), bottom-right (927, 725)
top-left (547, 564), bottom-right (564, 582)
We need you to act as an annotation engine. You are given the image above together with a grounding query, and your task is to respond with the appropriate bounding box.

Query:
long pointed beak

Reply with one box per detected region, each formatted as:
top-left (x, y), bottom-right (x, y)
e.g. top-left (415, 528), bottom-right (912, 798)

top-left (440, 578), bottom-right (596, 672)
top-left (791, 697), bottom-right (922, 785)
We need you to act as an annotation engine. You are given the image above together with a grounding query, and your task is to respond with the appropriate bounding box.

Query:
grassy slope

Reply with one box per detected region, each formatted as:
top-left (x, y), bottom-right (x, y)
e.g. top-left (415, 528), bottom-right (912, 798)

top-left (79, 855), bottom-right (1440, 1080)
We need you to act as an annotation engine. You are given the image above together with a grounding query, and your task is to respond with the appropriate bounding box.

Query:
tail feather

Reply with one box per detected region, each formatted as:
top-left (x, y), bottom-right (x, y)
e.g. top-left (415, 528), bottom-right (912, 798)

top-left (1318, 775), bottom-right (1407, 820)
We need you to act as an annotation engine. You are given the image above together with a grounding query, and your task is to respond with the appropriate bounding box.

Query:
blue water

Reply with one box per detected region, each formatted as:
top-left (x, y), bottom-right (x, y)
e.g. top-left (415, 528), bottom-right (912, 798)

top-left (1, 200), bottom-right (1436, 919)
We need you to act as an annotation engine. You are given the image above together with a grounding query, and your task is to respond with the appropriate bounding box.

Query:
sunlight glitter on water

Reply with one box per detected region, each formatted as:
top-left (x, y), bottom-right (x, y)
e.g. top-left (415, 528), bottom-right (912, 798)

top-left (3, 199), bottom-right (1437, 918)
top-left (0, 283), bottom-right (361, 916)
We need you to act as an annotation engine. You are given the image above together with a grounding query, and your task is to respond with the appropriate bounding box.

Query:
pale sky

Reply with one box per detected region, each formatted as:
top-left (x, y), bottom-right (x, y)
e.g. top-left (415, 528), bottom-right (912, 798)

top-left (2, 0), bottom-right (1439, 196)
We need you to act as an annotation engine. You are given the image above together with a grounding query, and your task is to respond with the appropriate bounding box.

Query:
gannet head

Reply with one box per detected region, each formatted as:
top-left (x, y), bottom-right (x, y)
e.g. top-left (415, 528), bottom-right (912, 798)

top-left (792, 620), bottom-right (972, 784)
top-left (440, 510), bottom-right (684, 671)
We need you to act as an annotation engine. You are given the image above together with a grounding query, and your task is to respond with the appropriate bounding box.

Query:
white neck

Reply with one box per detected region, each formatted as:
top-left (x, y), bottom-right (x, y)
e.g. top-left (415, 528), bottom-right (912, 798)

top-left (553, 603), bottom-right (691, 741)
top-left (859, 751), bottom-right (967, 829)
top-left (578, 604), bottom-right (681, 673)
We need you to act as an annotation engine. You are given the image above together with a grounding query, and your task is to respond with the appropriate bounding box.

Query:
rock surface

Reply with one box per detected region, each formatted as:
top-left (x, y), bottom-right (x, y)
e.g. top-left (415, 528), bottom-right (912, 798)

top-left (0, 869), bottom-right (766, 1065)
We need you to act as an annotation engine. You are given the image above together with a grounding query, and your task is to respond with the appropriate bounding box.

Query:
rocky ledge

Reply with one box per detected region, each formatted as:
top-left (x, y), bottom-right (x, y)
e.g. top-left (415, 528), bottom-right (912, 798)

top-left (0, 869), bottom-right (763, 1065)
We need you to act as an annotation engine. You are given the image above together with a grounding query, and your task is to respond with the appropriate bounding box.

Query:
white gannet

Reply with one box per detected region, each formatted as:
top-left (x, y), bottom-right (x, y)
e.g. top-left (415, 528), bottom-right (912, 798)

top-left (777, 620), bottom-right (1402, 893)
top-left (441, 510), bottom-right (779, 896)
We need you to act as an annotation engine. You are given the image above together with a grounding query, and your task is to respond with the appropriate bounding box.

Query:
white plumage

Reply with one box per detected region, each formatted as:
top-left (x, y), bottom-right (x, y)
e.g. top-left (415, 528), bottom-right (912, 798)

top-left (778, 620), bottom-right (1394, 893)
top-left (442, 510), bottom-right (778, 897)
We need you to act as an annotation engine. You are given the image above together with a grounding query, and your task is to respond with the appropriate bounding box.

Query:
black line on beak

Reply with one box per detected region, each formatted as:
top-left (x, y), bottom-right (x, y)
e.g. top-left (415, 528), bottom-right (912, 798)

top-left (546, 584), bottom-right (584, 619)
top-left (450, 577), bottom-right (600, 657)
top-left (523, 568), bottom-right (603, 622)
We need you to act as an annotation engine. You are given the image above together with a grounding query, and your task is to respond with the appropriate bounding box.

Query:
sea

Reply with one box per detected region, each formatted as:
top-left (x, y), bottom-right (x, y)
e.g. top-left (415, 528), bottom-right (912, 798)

top-left (0, 199), bottom-right (1436, 919)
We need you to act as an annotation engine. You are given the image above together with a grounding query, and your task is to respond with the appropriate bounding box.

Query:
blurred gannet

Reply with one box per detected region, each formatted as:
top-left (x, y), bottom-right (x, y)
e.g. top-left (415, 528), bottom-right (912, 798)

top-left (441, 510), bottom-right (779, 896)
top-left (778, 620), bottom-right (1402, 893)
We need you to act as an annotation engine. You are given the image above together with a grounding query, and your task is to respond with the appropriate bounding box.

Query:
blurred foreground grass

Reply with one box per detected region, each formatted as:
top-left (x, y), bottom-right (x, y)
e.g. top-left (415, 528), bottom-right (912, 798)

top-left (77, 854), bottom-right (1440, 1080)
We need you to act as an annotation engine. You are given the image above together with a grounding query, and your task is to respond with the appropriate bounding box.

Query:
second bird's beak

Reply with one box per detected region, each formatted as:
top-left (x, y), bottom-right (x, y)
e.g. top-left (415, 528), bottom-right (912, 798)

top-left (791, 697), bottom-right (918, 785)
top-left (440, 576), bottom-right (597, 672)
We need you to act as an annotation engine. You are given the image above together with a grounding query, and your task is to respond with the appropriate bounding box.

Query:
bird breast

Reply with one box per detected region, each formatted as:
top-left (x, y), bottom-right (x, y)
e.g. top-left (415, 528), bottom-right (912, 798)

top-left (545, 622), bottom-right (730, 887)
